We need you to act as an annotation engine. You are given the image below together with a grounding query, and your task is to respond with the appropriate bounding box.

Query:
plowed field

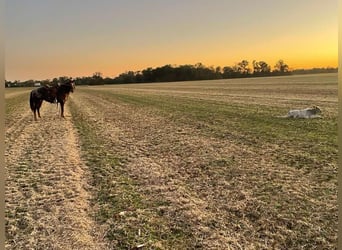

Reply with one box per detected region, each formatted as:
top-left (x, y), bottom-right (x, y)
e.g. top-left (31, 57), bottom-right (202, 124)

top-left (5, 73), bottom-right (338, 249)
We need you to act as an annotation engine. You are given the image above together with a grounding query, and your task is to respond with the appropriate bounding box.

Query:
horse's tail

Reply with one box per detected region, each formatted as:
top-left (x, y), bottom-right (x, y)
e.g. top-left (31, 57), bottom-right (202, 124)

top-left (29, 91), bottom-right (35, 111)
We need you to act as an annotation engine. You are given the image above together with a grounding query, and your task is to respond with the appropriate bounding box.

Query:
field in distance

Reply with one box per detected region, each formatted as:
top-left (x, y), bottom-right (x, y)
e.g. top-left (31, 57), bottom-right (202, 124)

top-left (5, 73), bottom-right (337, 249)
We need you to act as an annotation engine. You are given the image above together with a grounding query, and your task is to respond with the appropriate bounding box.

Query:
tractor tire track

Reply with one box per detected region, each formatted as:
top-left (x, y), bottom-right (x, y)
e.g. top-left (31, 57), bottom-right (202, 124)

top-left (5, 99), bottom-right (107, 249)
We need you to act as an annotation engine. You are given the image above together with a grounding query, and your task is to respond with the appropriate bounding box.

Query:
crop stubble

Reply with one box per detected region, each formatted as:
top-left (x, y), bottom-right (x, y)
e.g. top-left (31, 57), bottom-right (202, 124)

top-left (5, 74), bottom-right (337, 249)
top-left (5, 96), bottom-right (106, 249)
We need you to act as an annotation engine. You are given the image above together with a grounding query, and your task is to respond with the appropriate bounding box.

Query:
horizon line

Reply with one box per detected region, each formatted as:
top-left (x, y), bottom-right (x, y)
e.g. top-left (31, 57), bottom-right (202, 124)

top-left (5, 65), bottom-right (338, 83)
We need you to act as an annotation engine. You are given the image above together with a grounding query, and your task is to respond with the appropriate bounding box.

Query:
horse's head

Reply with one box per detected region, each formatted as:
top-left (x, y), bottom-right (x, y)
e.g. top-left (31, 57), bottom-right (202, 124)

top-left (70, 80), bottom-right (75, 92)
top-left (64, 80), bottom-right (75, 92)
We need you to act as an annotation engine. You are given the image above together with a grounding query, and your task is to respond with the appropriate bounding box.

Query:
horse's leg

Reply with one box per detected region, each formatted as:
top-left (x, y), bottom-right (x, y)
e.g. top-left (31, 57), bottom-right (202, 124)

top-left (30, 94), bottom-right (37, 121)
top-left (32, 102), bottom-right (37, 121)
top-left (37, 100), bottom-right (43, 118)
top-left (33, 109), bottom-right (37, 121)
top-left (60, 102), bottom-right (65, 118)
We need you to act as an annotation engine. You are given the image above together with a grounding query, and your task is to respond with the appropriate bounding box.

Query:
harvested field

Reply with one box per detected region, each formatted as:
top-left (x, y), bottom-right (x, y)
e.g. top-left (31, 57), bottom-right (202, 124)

top-left (5, 73), bottom-right (337, 249)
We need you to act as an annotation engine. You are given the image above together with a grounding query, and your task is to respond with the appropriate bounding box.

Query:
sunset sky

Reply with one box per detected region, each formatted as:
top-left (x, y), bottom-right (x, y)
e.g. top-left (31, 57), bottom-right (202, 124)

top-left (5, 0), bottom-right (338, 81)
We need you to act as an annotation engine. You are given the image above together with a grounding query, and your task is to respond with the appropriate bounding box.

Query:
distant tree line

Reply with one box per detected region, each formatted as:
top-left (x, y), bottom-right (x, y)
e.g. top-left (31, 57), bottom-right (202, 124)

top-left (107, 59), bottom-right (291, 84)
top-left (5, 59), bottom-right (338, 87)
top-left (5, 76), bottom-right (75, 88)
top-left (291, 67), bottom-right (337, 74)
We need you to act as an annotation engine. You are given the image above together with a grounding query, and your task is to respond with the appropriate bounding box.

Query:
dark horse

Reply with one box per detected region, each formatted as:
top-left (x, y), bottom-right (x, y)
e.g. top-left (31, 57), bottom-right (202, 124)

top-left (29, 80), bottom-right (75, 120)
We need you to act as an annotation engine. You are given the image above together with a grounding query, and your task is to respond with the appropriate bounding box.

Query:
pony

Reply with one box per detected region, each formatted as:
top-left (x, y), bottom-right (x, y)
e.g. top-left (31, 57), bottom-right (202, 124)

top-left (29, 80), bottom-right (75, 120)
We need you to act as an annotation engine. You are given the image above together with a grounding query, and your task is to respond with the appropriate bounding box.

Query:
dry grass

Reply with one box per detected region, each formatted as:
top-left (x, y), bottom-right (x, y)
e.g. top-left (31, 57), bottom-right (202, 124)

top-left (5, 73), bottom-right (337, 249)
top-left (5, 91), bottom-right (107, 249)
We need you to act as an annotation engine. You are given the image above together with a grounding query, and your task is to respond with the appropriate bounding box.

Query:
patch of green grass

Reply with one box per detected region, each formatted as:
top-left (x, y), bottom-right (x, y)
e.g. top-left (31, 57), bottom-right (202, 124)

top-left (87, 90), bottom-right (336, 142)
top-left (69, 100), bottom-right (195, 249)
top-left (84, 89), bottom-right (337, 173)
top-left (75, 87), bottom-right (337, 248)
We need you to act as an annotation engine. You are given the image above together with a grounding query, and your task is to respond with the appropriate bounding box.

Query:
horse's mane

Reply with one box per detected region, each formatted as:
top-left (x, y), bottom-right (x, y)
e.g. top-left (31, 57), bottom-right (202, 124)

top-left (58, 81), bottom-right (75, 94)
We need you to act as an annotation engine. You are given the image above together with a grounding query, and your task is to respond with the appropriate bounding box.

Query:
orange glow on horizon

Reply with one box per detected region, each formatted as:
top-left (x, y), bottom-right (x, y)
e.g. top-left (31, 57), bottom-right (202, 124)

top-left (5, 44), bottom-right (338, 82)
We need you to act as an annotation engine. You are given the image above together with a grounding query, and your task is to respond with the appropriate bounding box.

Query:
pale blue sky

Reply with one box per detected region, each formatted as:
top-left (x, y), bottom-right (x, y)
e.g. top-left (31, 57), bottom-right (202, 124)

top-left (6, 0), bottom-right (338, 81)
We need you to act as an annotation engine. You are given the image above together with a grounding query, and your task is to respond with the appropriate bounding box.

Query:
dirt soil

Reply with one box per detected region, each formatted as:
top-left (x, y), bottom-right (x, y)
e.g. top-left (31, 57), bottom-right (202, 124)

top-left (5, 74), bottom-right (337, 249)
top-left (5, 100), bottom-right (107, 249)
top-left (68, 88), bottom-right (337, 249)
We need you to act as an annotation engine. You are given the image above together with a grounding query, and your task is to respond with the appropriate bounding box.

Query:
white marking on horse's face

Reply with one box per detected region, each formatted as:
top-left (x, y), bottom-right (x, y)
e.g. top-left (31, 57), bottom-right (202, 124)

top-left (69, 81), bottom-right (76, 92)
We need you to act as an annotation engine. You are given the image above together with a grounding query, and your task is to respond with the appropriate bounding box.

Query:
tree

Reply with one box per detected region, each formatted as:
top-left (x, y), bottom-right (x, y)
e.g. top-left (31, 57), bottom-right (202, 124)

top-left (142, 67), bottom-right (154, 82)
top-left (116, 71), bottom-right (136, 83)
top-left (58, 76), bottom-right (72, 84)
top-left (93, 72), bottom-right (103, 79)
top-left (253, 60), bottom-right (261, 73)
top-left (41, 79), bottom-right (51, 86)
top-left (222, 66), bottom-right (234, 78)
top-left (259, 61), bottom-right (271, 73)
top-left (90, 72), bottom-right (104, 85)
top-left (237, 60), bottom-right (250, 75)
top-left (215, 66), bottom-right (222, 79)
top-left (253, 60), bottom-right (271, 75)
top-left (274, 59), bottom-right (289, 73)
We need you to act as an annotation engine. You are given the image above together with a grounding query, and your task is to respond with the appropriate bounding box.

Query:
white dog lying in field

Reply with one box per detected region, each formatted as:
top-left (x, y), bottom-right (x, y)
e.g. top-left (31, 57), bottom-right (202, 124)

top-left (278, 106), bottom-right (322, 118)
